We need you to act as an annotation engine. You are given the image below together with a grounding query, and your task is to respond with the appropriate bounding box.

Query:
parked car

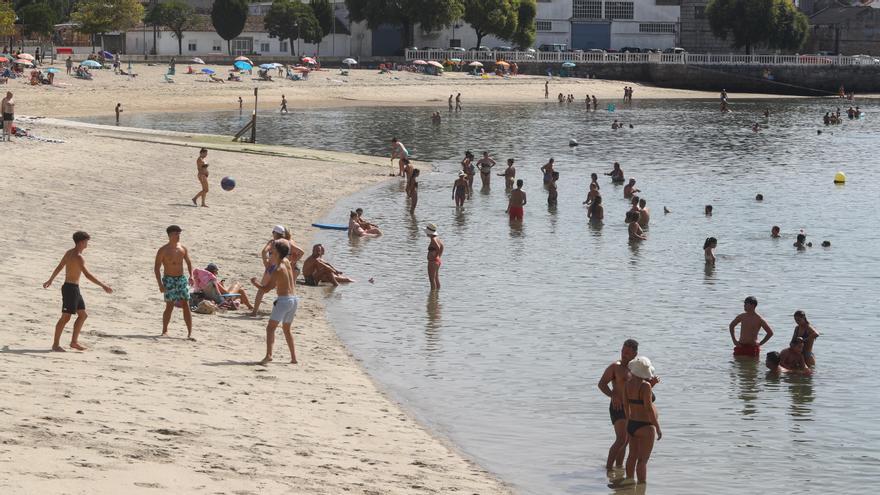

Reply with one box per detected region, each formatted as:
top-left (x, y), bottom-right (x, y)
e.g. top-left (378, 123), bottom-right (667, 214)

top-left (620, 47), bottom-right (641, 53)
top-left (799, 54), bottom-right (833, 64)
top-left (420, 46), bottom-right (439, 51)
top-left (852, 54), bottom-right (879, 64)
top-left (586, 48), bottom-right (606, 54)
top-left (538, 43), bottom-right (568, 52)
top-left (448, 47), bottom-right (466, 52)
top-left (492, 46), bottom-right (513, 51)
top-left (662, 47), bottom-right (687, 54)
top-left (468, 46), bottom-right (490, 52)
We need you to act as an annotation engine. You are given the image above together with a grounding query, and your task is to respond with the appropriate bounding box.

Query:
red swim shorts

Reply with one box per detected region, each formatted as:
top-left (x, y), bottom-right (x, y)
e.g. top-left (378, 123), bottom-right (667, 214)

top-left (509, 206), bottom-right (524, 220)
top-left (733, 344), bottom-right (760, 357)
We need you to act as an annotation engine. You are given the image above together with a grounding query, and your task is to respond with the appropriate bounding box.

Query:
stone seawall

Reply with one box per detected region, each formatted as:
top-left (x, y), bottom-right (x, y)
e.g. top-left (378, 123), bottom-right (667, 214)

top-left (516, 62), bottom-right (880, 95)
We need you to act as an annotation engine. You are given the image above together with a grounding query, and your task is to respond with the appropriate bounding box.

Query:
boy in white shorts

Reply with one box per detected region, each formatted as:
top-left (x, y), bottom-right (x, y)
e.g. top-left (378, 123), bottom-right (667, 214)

top-left (251, 240), bottom-right (299, 364)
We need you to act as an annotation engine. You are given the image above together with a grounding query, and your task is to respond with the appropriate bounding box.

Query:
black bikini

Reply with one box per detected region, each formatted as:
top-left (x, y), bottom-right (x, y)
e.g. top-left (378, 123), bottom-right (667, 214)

top-left (625, 385), bottom-right (656, 436)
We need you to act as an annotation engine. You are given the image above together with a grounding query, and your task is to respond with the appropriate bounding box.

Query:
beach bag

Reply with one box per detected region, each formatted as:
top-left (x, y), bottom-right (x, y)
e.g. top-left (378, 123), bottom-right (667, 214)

top-left (194, 300), bottom-right (217, 314)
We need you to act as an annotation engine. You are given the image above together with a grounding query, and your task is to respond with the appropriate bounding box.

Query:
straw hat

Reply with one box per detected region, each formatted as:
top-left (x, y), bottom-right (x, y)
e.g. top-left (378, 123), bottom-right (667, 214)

top-left (628, 356), bottom-right (655, 380)
top-left (424, 223), bottom-right (439, 237)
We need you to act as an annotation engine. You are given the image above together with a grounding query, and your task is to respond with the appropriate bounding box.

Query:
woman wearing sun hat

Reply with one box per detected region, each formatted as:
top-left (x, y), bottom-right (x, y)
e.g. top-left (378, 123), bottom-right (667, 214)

top-left (425, 224), bottom-right (443, 290)
top-left (618, 355), bottom-right (661, 487)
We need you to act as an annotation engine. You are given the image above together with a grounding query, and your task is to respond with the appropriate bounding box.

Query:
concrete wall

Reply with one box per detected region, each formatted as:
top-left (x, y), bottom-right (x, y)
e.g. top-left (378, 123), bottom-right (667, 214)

top-left (125, 30), bottom-right (351, 57)
top-left (513, 61), bottom-right (880, 93)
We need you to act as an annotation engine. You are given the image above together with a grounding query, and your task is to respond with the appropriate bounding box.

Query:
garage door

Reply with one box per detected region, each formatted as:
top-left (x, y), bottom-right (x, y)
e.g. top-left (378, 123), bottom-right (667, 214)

top-left (571, 22), bottom-right (611, 50)
top-left (372, 24), bottom-right (404, 56)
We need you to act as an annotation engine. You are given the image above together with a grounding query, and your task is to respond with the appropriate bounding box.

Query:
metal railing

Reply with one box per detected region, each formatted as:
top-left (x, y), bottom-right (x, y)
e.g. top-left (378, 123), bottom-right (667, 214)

top-left (405, 50), bottom-right (875, 66)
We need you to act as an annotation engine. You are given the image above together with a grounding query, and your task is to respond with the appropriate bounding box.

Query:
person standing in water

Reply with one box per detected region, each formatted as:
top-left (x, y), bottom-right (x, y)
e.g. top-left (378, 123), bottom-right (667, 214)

top-left (507, 179), bottom-right (527, 221)
top-left (455, 93), bottom-right (462, 111)
top-left (452, 172), bottom-right (468, 208)
top-left (540, 158), bottom-right (555, 185)
top-left (610, 356), bottom-right (661, 488)
top-left (728, 296), bottom-right (774, 357)
top-left (477, 151), bottom-right (496, 189)
top-left (704, 237), bottom-right (717, 264)
top-left (588, 195), bottom-right (604, 223)
top-left (43, 231), bottom-right (113, 351)
top-left (154, 225), bottom-right (194, 339)
top-left (498, 158), bottom-right (516, 190)
top-left (547, 171), bottom-right (559, 206)
top-left (791, 310), bottom-right (819, 366)
top-left (637, 199), bottom-right (650, 227)
top-left (626, 211), bottom-right (646, 240)
top-left (606, 162), bottom-right (624, 183)
top-left (461, 151), bottom-right (476, 198)
top-left (425, 223), bottom-right (443, 290)
top-left (598, 339), bottom-right (639, 471)
top-left (544, 80), bottom-right (549, 99)
top-left (191, 148), bottom-right (210, 207)
top-left (448, 94), bottom-right (453, 111)
top-left (409, 168), bottom-right (420, 214)
top-left (391, 137), bottom-right (409, 177)
top-left (251, 240), bottom-right (299, 365)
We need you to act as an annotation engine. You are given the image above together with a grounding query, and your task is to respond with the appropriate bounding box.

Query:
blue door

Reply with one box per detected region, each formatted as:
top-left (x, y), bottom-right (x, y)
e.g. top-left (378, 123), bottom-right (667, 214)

top-left (372, 24), bottom-right (404, 56)
top-left (571, 22), bottom-right (611, 50)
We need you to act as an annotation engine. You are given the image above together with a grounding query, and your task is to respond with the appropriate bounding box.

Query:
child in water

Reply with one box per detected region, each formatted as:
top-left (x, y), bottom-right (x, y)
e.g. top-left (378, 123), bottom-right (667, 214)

top-left (547, 171), bottom-right (559, 206)
top-left (704, 237), bottom-right (717, 264)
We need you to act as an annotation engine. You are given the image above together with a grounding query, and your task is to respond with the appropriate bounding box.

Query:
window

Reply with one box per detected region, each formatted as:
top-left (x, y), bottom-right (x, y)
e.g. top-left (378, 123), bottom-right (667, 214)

top-left (536, 20), bottom-right (552, 31)
top-left (694, 5), bottom-right (706, 18)
top-left (655, 0), bottom-right (680, 4)
top-left (260, 42), bottom-right (270, 52)
top-left (572, 0), bottom-right (603, 19)
top-left (212, 41), bottom-right (222, 52)
top-left (639, 23), bottom-right (676, 33)
top-left (280, 41), bottom-right (288, 52)
top-left (604, 2), bottom-right (634, 19)
top-left (187, 41), bottom-right (197, 52)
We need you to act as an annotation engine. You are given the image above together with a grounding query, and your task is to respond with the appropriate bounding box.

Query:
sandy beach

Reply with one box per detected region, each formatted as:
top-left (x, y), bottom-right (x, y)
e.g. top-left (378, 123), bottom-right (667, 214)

top-left (0, 117), bottom-right (513, 494)
top-left (3, 62), bottom-right (783, 119)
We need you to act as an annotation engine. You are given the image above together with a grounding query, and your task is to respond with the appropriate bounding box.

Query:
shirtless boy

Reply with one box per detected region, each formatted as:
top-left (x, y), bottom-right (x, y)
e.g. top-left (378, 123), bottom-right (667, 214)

top-left (507, 179), bottom-right (527, 221)
top-left (154, 225), bottom-right (194, 339)
top-left (251, 240), bottom-right (299, 364)
top-left (2, 91), bottom-right (14, 141)
top-left (728, 296), bottom-right (773, 357)
top-left (623, 178), bottom-right (640, 199)
top-left (498, 158), bottom-right (516, 190)
top-left (192, 148), bottom-right (210, 207)
top-left (778, 337), bottom-right (809, 371)
top-left (43, 231), bottom-right (113, 351)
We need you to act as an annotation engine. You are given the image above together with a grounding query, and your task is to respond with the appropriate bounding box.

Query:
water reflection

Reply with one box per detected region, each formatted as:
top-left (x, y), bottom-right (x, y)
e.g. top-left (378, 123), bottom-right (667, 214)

top-left (731, 357), bottom-right (761, 418)
top-left (786, 375), bottom-right (815, 423)
top-left (425, 291), bottom-right (442, 354)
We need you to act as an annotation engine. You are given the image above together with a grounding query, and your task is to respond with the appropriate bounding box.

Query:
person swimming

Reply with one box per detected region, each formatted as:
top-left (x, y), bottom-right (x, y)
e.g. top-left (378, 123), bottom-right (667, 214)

top-left (605, 162), bottom-right (625, 183)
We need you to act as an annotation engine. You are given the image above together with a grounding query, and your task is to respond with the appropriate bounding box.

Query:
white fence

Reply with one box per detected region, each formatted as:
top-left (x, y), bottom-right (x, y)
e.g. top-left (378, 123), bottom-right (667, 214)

top-left (405, 50), bottom-right (874, 66)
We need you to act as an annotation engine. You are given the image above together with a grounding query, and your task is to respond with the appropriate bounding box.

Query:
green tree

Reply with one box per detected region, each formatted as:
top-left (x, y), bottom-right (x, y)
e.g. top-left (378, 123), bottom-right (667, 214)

top-left (17, 2), bottom-right (58, 37)
top-left (706, 0), bottom-right (806, 54)
top-left (463, 0), bottom-right (517, 49)
top-left (72, 0), bottom-right (144, 51)
top-left (145, 0), bottom-right (194, 55)
top-left (512, 0), bottom-right (536, 49)
top-left (264, 0), bottom-right (321, 56)
top-left (345, 0), bottom-right (464, 50)
top-left (211, 0), bottom-right (249, 55)
top-left (309, 0), bottom-right (333, 54)
top-left (769, 0), bottom-right (808, 52)
top-left (0, 1), bottom-right (15, 39)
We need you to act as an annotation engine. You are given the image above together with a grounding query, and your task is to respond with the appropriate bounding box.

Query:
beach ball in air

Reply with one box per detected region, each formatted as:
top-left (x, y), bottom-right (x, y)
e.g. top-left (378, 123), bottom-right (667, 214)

top-left (221, 176), bottom-right (236, 191)
top-left (834, 171), bottom-right (846, 184)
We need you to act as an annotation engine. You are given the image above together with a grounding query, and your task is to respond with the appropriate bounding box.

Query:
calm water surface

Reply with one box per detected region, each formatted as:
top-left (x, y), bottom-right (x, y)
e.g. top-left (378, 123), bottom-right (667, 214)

top-left (83, 101), bottom-right (880, 494)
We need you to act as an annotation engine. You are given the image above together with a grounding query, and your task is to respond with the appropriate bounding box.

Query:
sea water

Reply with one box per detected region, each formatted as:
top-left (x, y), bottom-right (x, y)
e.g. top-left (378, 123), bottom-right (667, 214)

top-left (82, 100), bottom-right (880, 494)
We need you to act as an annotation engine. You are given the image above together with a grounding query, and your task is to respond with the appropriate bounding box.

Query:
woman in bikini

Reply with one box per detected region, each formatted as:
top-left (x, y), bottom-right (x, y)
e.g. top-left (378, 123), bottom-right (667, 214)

top-left (192, 148), bottom-right (210, 207)
top-left (452, 172), bottom-right (468, 208)
top-left (426, 223), bottom-right (443, 290)
top-left (616, 356), bottom-right (661, 487)
top-left (461, 151), bottom-right (475, 199)
top-left (791, 310), bottom-right (820, 366)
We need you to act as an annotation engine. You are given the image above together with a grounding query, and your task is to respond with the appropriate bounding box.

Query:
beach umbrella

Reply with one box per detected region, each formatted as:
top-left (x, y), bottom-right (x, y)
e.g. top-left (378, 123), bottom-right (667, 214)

top-left (100, 50), bottom-right (114, 59)
top-left (427, 61), bottom-right (443, 68)
top-left (272, 63), bottom-right (285, 68)
top-left (259, 63), bottom-right (274, 70)
top-left (562, 61), bottom-right (576, 68)
top-left (495, 60), bottom-right (510, 67)
top-left (15, 59), bottom-right (33, 66)
top-left (18, 53), bottom-right (34, 60)
top-left (233, 60), bottom-right (252, 71)
top-left (0, 57), bottom-right (8, 63)
top-left (412, 59), bottom-right (427, 65)
top-left (301, 56), bottom-right (316, 64)
top-left (234, 56), bottom-right (252, 63)
top-left (343, 58), bottom-right (357, 66)
top-left (80, 60), bottom-right (101, 68)
top-left (201, 68), bottom-right (215, 74)
top-left (191, 57), bottom-right (205, 64)
top-left (468, 61), bottom-right (483, 67)
top-left (293, 66), bottom-right (310, 72)
top-left (449, 58), bottom-right (462, 63)
top-left (46, 67), bottom-right (60, 73)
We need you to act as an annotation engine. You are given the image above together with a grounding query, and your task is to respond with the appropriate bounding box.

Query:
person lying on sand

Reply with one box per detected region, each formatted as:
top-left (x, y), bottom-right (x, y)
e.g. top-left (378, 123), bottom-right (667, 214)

top-left (302, 244), bottom-right (354, 286)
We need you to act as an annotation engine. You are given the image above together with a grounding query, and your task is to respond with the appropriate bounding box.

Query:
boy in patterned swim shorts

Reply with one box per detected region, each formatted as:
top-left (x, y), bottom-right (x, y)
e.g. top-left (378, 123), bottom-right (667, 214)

top-left (154, 225), bottom-right (194, 339)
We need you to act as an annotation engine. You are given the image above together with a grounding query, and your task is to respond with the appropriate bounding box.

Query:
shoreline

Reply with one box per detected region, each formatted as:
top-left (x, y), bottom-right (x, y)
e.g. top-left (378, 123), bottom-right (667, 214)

top-left (0, 119), bottom-right (513, 494)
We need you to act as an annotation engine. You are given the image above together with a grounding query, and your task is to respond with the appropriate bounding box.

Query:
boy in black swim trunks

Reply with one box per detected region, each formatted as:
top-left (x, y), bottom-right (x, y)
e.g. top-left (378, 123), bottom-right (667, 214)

top-left (598, 339), bottom-right (639, 471)
top-left (43, 231), bottom-right (113, 351)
